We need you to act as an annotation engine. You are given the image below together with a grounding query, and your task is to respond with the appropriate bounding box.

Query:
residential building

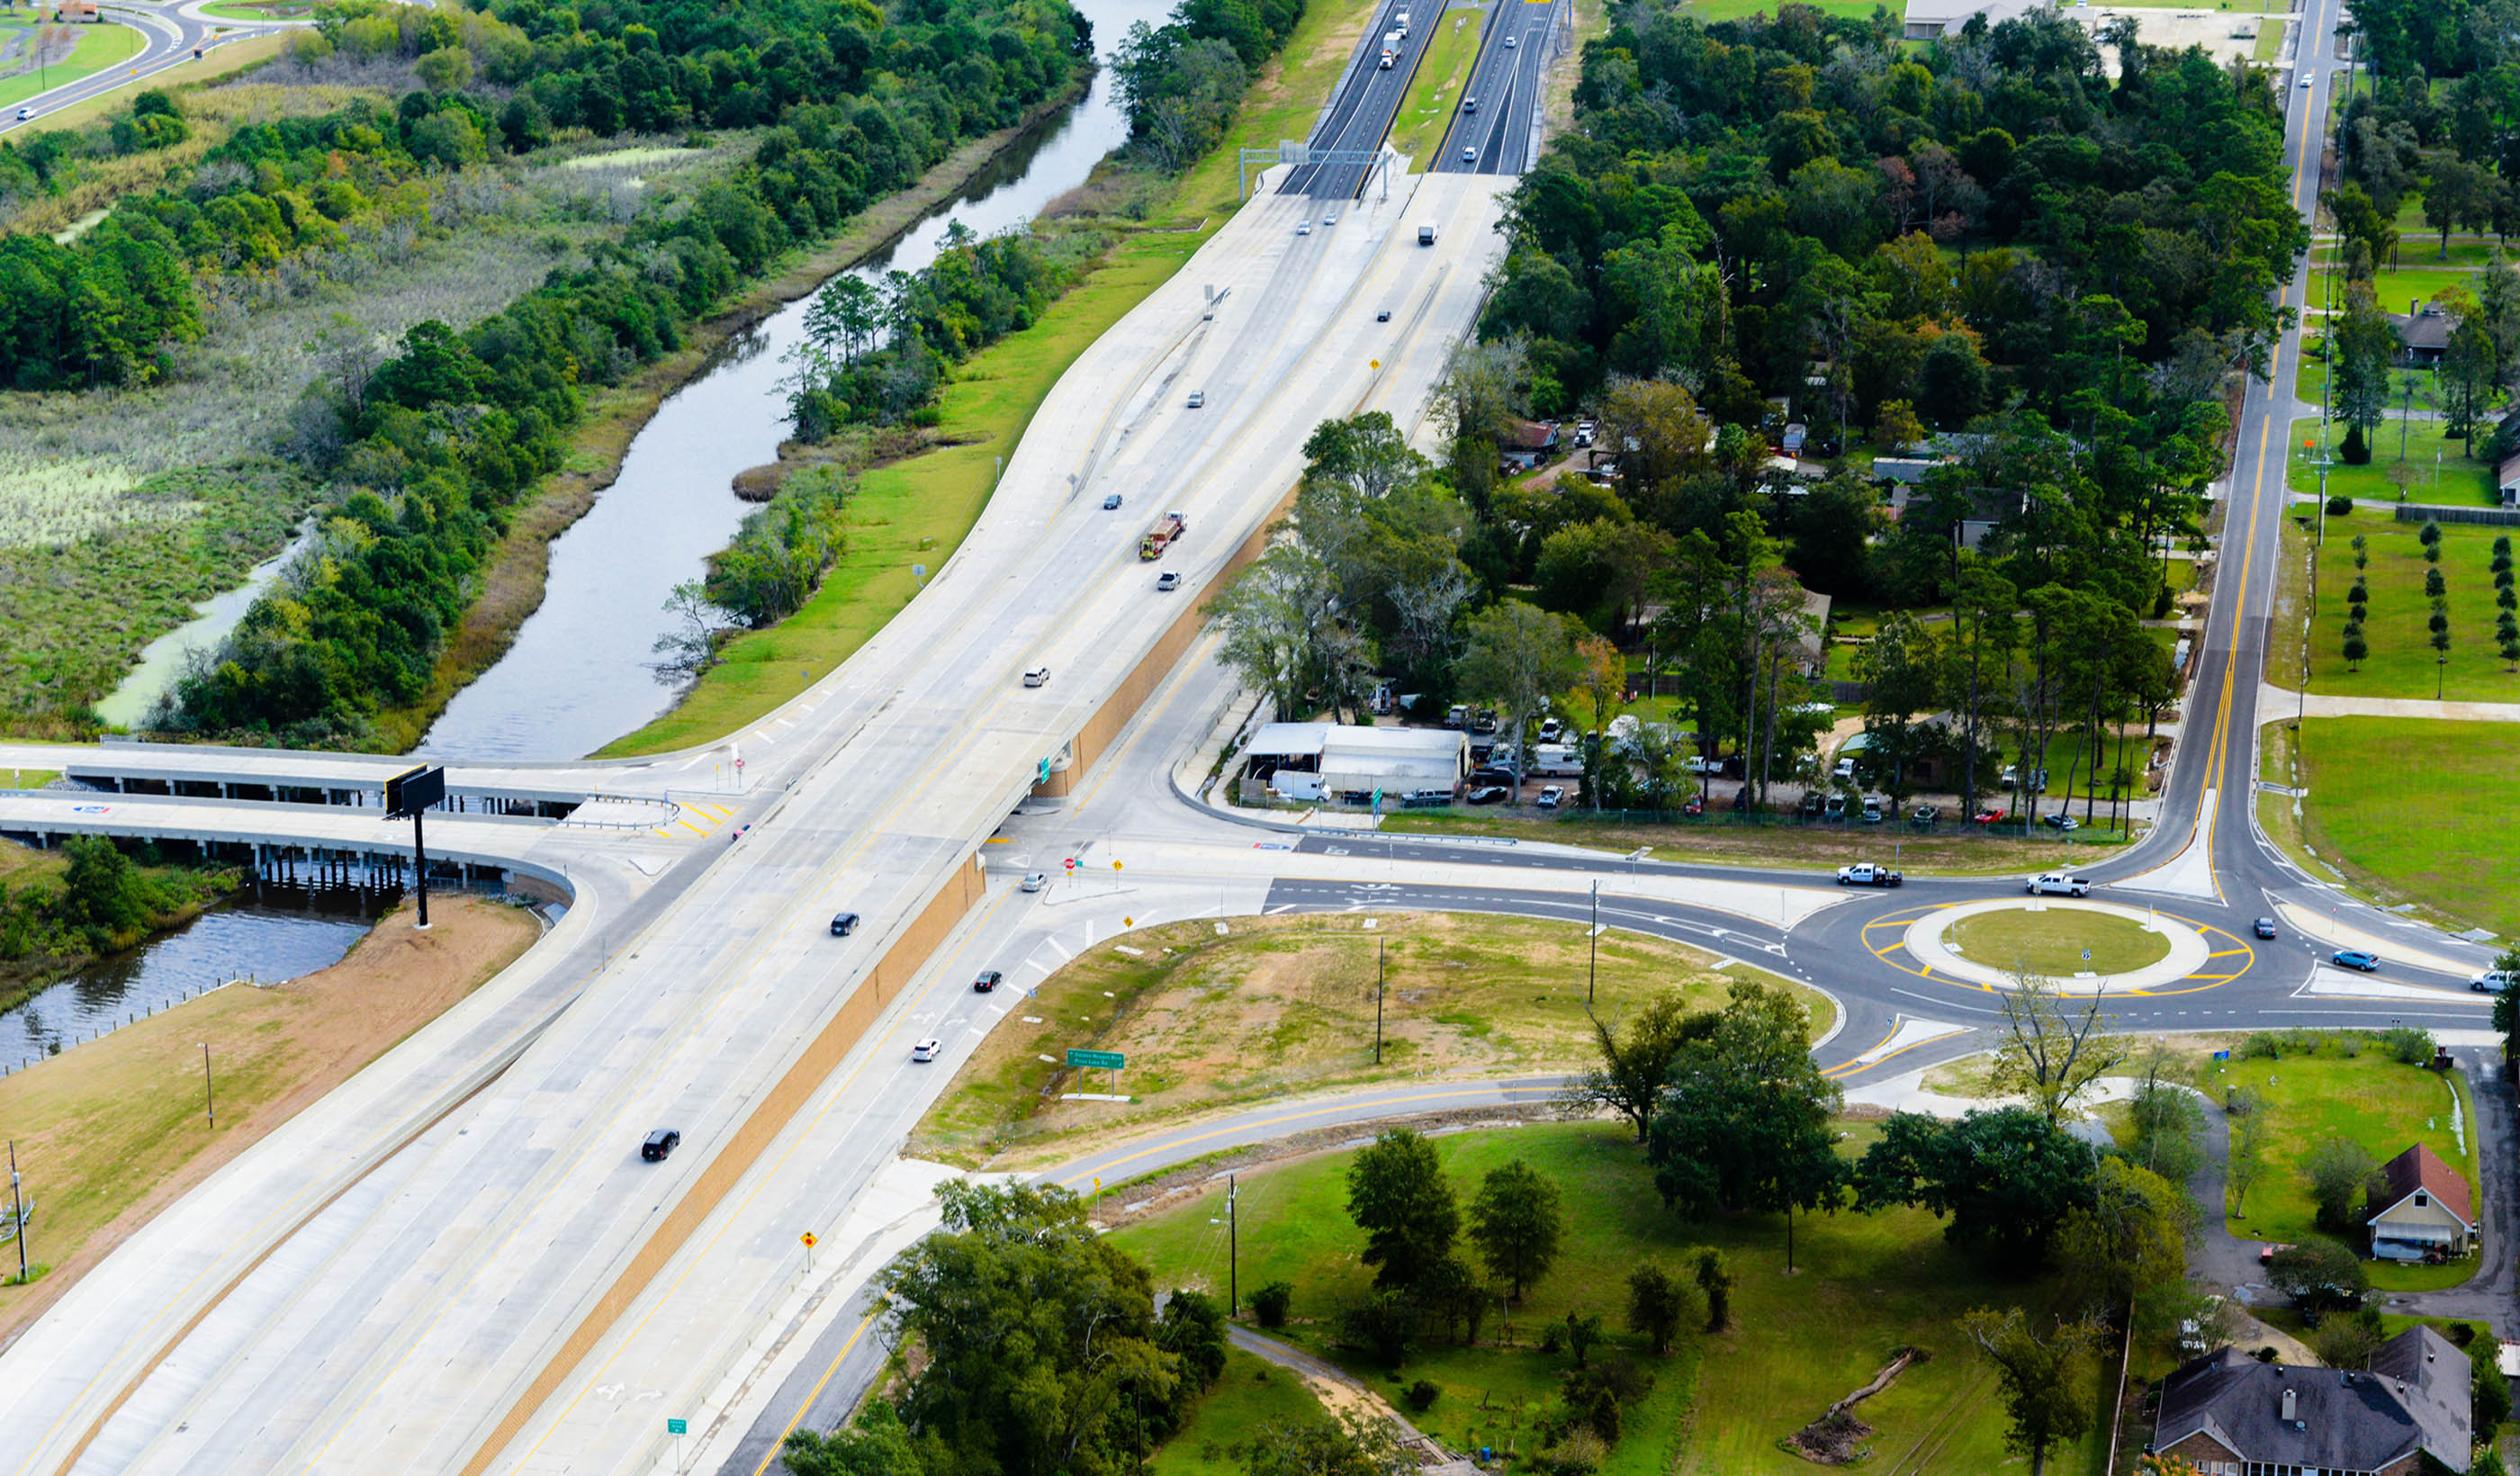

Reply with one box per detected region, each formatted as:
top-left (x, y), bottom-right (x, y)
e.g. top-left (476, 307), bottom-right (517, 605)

top-left (2368, 1143), bottom-right (2477, 1262)
top-left (2152, 1327), bottom-right (2472, 1475)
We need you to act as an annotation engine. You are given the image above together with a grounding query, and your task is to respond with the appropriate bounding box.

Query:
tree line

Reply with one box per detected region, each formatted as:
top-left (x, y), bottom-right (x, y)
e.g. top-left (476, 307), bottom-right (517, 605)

top-left (1111, 0), bottom-right (1307, 173)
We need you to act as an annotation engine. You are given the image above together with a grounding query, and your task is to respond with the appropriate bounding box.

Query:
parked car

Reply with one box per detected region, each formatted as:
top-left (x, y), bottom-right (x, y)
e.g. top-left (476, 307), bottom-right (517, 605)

top-left (1683, 795), bottom-right (1705, 816)
top-left (912, 1038), bottom-right (943, 1062)
top-left (1472, 708), bottom-right (1499, 734)
top-left (1909, 805), bottom-right (1939, 829)
top-left (1538, 717), bottom-right (1563, 742)
top-left (641, 1129), bottom-right (680, 1162)
top-left (2253, 917), bottom-right (2278, 939)
top-left (2330, 950), bottom-right (2381, 972)
top-left (1822, 795), bottom-right (1847, 820)
top-left (973, 970), bottom-right (1003, 993)
top-left (1466, 785), bottom-right (1512, 806)
top-left (2042, 812), bottom-right (2080, 831)
top-left (1860, 797), bottom-right (1884, 824)
top-left (2472, 968), bottom-right (2518, 993)
top-left (1536, 786), bottom-right (1563, 809)
top-left (1021, 873), bottom-right (1048, 893)
top-left (1023, 666), bottom-right (1050, 688)
top-left (829, 912), bottom-right (860, 936)
top-left (2259, 1242), bottom-right (2292, 1264)
top-left (1102, 493), bottom-right (1123, 509)
top-left (1832, 757), bottom-right (1855, 781)
top-left (1156, 571), bottom-right (1181, 590)
top-left (1972, 807), bottom-right (2007, 825)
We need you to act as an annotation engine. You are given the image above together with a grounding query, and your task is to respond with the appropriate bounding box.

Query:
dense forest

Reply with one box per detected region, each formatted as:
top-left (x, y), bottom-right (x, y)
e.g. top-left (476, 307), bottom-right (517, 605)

top-left (1218, 1), bottom-right (2304, 822)
top-left (55, 0), bottom-right (1092, 742)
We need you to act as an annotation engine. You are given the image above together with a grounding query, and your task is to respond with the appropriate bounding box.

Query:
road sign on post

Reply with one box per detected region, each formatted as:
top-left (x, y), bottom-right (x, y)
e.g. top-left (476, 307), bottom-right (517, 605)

top-left (667, 1418), bottom-right (688, 1436)
top-left (384, 764), bottom-right (446, 931)
top-left (1066, 1048), bottom-right (1125, 1070)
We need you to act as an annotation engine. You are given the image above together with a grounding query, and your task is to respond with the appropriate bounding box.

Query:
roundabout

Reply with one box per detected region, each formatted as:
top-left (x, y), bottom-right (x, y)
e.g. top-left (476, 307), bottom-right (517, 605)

top-left (1897, 898), bottom-right (2224, 994)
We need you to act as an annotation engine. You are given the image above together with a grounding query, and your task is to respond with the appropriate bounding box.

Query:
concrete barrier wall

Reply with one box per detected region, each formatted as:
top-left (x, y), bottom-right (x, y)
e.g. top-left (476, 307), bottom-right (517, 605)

top-left (460, 851), bottom-right (987, 1476)
top-left (1034, 493), bottom-right (1289, 797)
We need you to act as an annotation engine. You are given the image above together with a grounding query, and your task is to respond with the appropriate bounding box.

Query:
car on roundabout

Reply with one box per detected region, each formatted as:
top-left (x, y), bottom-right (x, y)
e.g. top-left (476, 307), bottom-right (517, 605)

top-left (2254, 917), bottom-right (2278, 939)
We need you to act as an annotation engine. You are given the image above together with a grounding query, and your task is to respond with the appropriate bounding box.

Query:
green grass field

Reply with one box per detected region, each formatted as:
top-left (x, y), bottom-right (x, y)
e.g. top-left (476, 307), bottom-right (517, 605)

top-left (0, 20), bottom-right (144, 112)
top-left (2296, 716), bottom-right (2520, 937)
top-left (194, 0), bottom-right (328, 18)
top-left (1112, 1121), bottom-right (2105, 1476)
top-left (1387, 9), bottom-right (1480, 162)
top-left (2302, 505), bottom-right (2520, 701)
top-left (598, 0), bottom-right (1369, 756)
top-left (2251, 15), bottom-right (2283, 60)
top-left (907, 912), bottom-right (1830, 1169)
top-left (2308, 243), bottom-right (2508, 313)
top-left (2203, 1049), bottom-right (2480, 1292)
top-left (2287, 416), bottom-right (2498, 508)
top-left (1948, 907), bottom-right (2171, 976)
top-left (1150, 1349), bottom-right (1335, 1476)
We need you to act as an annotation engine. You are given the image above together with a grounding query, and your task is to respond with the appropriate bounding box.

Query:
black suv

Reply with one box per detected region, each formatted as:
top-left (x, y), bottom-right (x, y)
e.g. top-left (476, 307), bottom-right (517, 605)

top-left (830, 912), bottom-right (860, 936)
top-left (642, 1129), bottom-right (680, 1162)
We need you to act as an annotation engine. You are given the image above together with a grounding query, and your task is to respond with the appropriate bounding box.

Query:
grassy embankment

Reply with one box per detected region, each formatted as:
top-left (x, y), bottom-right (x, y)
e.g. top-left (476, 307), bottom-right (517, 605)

top-left (2289, 716), bottom-right (2520, 937)
top-left (1381, 808), bottom-right (2132, 875)
top-left (0, 21), bottom-right (145, 112)
top-left (906, 912), bottom-right (1833, 1170)
top-left (1946, 906), bottom-right (2172, 976)
top-left (0, 896), bottom-right (539, 1336)
top-left (2293, 502), bottom-right (2520, 700)
top-left (595, 0), bottom-right (1381, 756)
top-left (1113, 1120), bottom-right (2108, 1476)
top-left (2205, 1044), bottom-right (2481, 1292)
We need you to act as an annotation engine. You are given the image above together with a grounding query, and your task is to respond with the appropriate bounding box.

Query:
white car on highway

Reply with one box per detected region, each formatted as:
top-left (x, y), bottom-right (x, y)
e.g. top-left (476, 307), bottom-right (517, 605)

top-left (912, 1038), bottom-right (942, 1062)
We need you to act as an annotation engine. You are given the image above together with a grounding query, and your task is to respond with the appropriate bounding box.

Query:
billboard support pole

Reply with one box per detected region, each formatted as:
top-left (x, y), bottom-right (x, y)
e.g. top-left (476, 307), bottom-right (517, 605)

top-left (412, 806), bottom-right (430, 930)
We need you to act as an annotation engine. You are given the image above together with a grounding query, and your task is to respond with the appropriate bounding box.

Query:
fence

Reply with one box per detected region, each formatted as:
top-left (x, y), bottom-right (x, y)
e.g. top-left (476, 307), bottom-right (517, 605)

top-left (2394, 503), bottom-right (2520, 526)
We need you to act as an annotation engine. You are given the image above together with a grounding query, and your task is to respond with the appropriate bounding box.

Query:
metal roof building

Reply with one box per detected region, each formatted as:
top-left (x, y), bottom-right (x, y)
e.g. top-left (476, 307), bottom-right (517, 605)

top-left (1240, 724), bottom-right (1469, 804)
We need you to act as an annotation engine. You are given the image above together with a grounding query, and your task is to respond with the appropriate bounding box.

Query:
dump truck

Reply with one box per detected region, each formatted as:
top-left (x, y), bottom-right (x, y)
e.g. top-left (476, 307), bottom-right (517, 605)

top-left (1139, 510), bottom-right (1186, 560)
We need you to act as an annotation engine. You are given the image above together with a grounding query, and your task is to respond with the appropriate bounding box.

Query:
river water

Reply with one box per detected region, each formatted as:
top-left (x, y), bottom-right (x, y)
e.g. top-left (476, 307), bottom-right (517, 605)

top-left (0, 901), bottom-right (370, 1071)
top-left (418, 0), bottom-right (1165, 762)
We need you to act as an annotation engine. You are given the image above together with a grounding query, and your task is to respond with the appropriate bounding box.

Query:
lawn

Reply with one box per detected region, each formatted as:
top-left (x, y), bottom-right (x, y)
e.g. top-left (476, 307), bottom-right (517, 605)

top-left (1111, 1120), bottom-right (2106, 1476)
top-left (1386, 8), bottom-right (1481, 163)
top-left (194, 0), bottom-right (330, 17)
top-left (905, 912), bottom-right (1832, 1168)
top-left (0, 897), bottom-right (537, 1341)
top-left (1150, 1348), bottom-right (1337, 1476)
top-left (1948, 907), bottom-right (2172, 976)
top-left (2307, 245), bottom-right (2509, 313)
top-left (0, 20), bottom-right (144, 112)
top-left (596, 0), bottom-right (1369, 756)
top-left (2200, 1047), bottom-right (2481, 1292)
top-left (2286, 416), bottom-right (2498, 508)
top-left (2250, 15), bottom-right (2282, 61)
top-left (2302, 505), bottom-right (2520, 702)
top-left (2295, 716), bottom-right (2520, 937)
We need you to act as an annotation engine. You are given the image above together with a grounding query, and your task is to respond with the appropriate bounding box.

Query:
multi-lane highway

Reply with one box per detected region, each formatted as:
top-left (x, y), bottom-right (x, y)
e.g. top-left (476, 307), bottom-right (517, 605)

top-left (0, 0), bottom-right (306, 139)
top-left (1435, 0), bottom-right (1562, 175)
top-left (0, 2), bottom-right (2499, 1472)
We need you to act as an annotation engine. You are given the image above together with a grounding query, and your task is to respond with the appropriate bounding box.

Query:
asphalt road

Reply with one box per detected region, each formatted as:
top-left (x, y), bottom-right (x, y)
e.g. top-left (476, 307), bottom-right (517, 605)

top-left (0, 1), bottom-right (302, 140)
top-left (1432, 0), bottom-right (1560, 175)
top-left (1282, 0), bottom-right (1418, 197)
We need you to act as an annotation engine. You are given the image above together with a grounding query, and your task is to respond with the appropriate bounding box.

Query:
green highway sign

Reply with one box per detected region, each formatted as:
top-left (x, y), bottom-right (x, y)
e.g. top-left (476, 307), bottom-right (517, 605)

top-left (1066, 1048), bottom-right (1126, 1070)
top-left (667, 1418), bottom-right (688, 1435)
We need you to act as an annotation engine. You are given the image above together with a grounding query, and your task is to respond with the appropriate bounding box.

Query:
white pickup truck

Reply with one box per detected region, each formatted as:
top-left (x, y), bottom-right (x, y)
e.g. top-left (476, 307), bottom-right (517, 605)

top-left (1836, 863), bottom-right (1903, 887)
top-left (2026, 872), bottom-right (2092, 897)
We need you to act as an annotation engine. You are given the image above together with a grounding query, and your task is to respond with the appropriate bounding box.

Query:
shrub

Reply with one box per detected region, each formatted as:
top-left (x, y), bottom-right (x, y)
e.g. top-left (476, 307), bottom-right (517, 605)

top-left (2327, 493), bottom-right (2353, 516)
top-left (1404, 1380), bottom-right (1439, 1412)
top-left (1251, 1281), bottom-right (1294, 1329)
top-left (2378, 1026), bottom-right (2434, 1064)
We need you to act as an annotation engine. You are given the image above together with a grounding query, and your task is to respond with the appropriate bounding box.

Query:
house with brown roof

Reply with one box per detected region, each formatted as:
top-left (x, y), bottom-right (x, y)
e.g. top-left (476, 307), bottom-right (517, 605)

top-left (1498, 419), bottom-right (1559, 471)
top-left (2369, 1144), bottom-right (2476, 1262)
top-left (2152, 1327), bottom-right (2473, 1476)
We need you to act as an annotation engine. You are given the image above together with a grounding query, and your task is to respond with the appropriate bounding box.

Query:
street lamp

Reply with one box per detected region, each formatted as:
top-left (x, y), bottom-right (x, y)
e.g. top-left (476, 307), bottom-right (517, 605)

top-left (198, 1043), bottom-right (214, 1129)
top-left (1588, 878), bottom-right (1599, 1004)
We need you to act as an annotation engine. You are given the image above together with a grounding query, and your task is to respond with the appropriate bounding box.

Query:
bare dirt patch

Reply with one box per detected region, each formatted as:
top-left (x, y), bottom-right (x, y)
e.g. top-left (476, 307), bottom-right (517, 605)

top-left (0, 896), bottom-right (539, 1348)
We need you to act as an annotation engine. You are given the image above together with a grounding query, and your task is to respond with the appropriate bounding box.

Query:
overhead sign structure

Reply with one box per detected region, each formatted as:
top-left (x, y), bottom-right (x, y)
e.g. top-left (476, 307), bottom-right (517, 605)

top-left (383, 764), bottom-right (446, 930)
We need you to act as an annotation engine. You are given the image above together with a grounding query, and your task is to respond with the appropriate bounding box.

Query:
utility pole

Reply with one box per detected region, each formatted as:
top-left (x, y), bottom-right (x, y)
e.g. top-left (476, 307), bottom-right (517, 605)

top-left (1588, 878), bottom-right (1599, 1004)
top-left (199, 1043), bottom-right (213, 1129)
top-left (1228, 1173), bottom-right (1238, 1315)
top-left (1373, 938), bottom-right (1385, 1065)
top-left (8, 1138), bottom-right (25, 1284)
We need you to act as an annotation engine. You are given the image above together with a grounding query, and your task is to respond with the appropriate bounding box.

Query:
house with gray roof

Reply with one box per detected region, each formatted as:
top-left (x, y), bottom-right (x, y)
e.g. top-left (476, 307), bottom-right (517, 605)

top-left (2151, 1327), bottom-right (2472, 1475)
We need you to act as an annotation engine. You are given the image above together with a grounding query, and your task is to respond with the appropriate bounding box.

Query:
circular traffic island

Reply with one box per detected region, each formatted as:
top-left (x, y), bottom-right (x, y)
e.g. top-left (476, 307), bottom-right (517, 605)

top-left (1948, 906), bottom-right (2173, 977)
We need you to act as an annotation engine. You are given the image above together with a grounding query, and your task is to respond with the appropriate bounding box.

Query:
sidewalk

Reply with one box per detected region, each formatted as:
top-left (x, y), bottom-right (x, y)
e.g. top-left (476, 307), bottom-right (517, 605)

top-left (2258, 682), bottom-right (2520, 724)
